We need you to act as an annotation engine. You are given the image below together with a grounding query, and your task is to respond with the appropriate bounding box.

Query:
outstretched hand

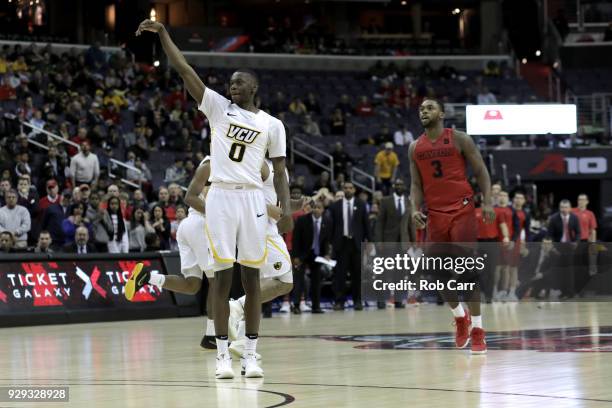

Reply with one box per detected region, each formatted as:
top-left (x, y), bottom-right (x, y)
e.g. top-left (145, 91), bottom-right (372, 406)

top-left (136, 19), bottom-right (164, 36)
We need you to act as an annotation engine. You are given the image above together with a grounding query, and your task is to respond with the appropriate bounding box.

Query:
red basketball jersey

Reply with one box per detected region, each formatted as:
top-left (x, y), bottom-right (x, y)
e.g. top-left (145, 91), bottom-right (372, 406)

top-left (412, 128), bottom-right (473, 212)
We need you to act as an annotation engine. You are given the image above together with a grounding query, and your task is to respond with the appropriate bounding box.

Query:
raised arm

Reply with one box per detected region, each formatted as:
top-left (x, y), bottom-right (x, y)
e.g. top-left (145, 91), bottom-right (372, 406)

top-left (184, 162), bottom-right (210, 214)
top-left (408, 142), bottom-right (426, 229)
top-left (455, 130), bottom-right (495, 224)
top-left (136, 20), bottom-right (205, 103)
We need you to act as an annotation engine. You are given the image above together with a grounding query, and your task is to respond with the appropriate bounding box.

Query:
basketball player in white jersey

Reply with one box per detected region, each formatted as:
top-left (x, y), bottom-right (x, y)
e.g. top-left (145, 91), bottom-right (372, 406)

top-left (125, 157), bottom-right (218, 348)
top-left (137, 20), bottom-right (292, 379)
top-left (228, 157), bottom-right (294, 360)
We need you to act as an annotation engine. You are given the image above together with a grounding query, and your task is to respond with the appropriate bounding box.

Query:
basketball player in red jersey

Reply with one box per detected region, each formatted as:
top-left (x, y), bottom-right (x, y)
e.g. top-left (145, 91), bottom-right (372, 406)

top-left (409, 98), bottom-right (495, 354)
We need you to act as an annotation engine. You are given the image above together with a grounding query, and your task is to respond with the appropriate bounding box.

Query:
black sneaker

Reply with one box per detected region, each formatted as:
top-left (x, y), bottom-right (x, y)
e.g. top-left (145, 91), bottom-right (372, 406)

top-left (200, 335), bottom-right (217, 349)
top-left (125, 263), bottom-right (150, 301)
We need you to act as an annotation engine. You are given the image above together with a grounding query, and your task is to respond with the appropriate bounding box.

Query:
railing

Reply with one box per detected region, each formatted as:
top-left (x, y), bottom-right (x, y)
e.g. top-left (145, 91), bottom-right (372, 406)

top-left (19, 121), bottom-right (144, 189)
top-left (350, 166), bottom-right (376, 195)
top-left (290, 136), bottom-right (335, 182)
top-left (501, 163), bottom-right (509, 187)
top-left (565, 92), bottom-right (612, 140)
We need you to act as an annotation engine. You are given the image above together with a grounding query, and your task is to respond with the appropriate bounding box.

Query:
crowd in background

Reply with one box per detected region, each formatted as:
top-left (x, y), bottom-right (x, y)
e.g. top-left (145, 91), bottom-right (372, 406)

top-left (0, 42), bottom-right (607, 310)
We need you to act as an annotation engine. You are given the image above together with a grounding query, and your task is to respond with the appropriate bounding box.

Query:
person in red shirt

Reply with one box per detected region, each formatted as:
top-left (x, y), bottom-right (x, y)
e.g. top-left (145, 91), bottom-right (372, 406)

top-left (506, 192), bottom-right (530, 301)
top-left (39, 179), bottom-right (60, 211)
top-left (573, 194), bottom-right (597, 242)
top-left (410, 98), bottom-right (494, 354)
top-left (573, 193), bottom-right (598, 292)
top-left (493, 191), bottom-right (512, 302)
top-left (475, 194), bottom-right (499, 303)
top-left (355, 95), bottom-right (375, 117)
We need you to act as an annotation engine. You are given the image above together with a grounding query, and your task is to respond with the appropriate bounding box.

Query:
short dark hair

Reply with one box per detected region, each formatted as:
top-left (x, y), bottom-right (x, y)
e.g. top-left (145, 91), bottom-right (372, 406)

top-left (234, 68), bottom-right (259, 85)
top-left (560, 199), bottom-right (571, 207)
top-left (422, 97), bottom-right (445, 113)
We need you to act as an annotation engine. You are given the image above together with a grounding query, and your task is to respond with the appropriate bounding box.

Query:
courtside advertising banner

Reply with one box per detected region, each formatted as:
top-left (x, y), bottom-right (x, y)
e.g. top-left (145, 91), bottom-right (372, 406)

top-left (0, 258), bottom-right (172, 313)
top-left (466, 104), bottom-right (577, 135)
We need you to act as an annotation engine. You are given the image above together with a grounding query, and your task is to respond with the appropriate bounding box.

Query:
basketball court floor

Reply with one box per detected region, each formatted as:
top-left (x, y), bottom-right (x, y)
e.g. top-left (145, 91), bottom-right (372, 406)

top-left (1, 302), bottom-right (612, 407)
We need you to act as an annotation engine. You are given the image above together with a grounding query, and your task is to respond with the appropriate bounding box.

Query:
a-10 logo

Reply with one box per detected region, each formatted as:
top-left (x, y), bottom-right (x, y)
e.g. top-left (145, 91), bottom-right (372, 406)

top-left (226, 124), bottom-right (261, 144)
top-left (530, 154), bottom-right (607, 175)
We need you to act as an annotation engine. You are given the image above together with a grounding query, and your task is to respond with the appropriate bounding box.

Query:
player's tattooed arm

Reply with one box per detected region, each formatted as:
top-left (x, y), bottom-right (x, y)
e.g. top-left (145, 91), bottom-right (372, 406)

top-left (408, 141), bottom-right (427, 230)
top-left (184, 162), bottom-right (210, 214)
top-left (136, 19), bottom-right (205, 103)
top-left (271, 157), bottom-right (293, 233)
top-left (454, 130), bottom-right (495, 223)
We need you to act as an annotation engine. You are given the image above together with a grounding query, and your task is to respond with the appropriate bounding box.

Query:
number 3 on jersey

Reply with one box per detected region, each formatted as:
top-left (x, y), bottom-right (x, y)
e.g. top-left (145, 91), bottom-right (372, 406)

top-left (431, 160), bottom-right (443, 178)
top-left (229, 143), bottom-right (246, 162)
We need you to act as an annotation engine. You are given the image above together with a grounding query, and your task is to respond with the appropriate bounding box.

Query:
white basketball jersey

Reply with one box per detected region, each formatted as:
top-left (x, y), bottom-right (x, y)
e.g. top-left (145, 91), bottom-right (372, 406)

top-left (198, 88), bottom-right (286, 188)
top-left (188, 156), bottom-right (211, 217)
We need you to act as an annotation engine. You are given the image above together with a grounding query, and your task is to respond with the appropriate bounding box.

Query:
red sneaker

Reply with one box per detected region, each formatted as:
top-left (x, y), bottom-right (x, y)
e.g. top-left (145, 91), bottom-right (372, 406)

top-left (470, 328), bottom-right (487, 354)
top-left (454, 310), bottom-right (471, 348)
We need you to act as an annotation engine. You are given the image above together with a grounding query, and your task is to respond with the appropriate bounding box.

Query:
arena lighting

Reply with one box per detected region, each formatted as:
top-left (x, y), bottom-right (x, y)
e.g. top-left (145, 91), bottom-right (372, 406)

top-left (466, 104), bottom-right (577, 135)
top-left (401, 0), bottom-right (407, 5)
top-left (535, 49), bottom-right (542, 57)
top-left (153, 60), bottom-right (160, 67)
top-left (452, 8), bottom-right (461, 15)
top-left (150, 8), bottom-right (156, 22)
top-left (521, 58), bottom-right (527, 64)
top-left (553, 61), bottom-right (560, 68)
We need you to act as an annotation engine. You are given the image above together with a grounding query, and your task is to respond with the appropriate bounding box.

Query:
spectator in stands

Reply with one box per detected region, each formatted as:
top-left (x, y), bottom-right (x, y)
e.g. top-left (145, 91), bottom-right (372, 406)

top-left (164, 157), bottom-right (187, 185)
top-left (0, 189), bottom-right (31, 249)
top-left (130, 189), bottom-right (148, 212)
top-left (33, 230), bottom-right (53, 253)
top-left (270, 91), bottom-right (287, 115)
top-left (128, 206), bottom-right (155, 252)
top-left (39, 179), bottom-right (60, 211)
top-left (68, 128), bottom-right (89, 157)
top-left (85, 192), bottom-right (102, 221)
top-left (484, 61), bottom-right (501, 77)
top-left (0, 76), bottom-right (17, 101)
top-left (16, 175), bottom-right (38, 218)
top-left (335, 94), bottom-right (353, 117)
top-left (461, 87), bottom-right (477, 104)
top-left (331, 142), bottom-right (352, 177)
top-left (477, 87), bottom-right (497, 105)
top-left (0, 179), bottom-right (11, 207)
top-left (302, 114), bottom-right (322, 137)
top-left (130, 156), bottom-right (153, 196)
top-left (393, 125), bottom-right (414, 146)
top-left (168, 183), bottom-right (185, 208)
top-left (62, 202), bottom-right (90, 245)
top-left (374, 142), bottom-right (399, 194)
top-left (42, 145), bottom-right (66, 186)
top-left (328, 181), bottom-right (370, 310)
top-left (63, 226), bottom-right (96, 254)
top-left (289, 97), bottom-right (308, 116)
top-left (70, 141), bottom-right (100, 187)
top-left (170, 205), bottom-right (187, 251)
top-left (79, 184), bottom-right (91, 207)
top-left (355, 95), bottom-right (375, 117)
top-left (104, 196), bottom-right (129, 253)
top-left (313, 171), bottom-right (334, 193)
top-left (150, 186), bottom-right (176, 221)
top-left (304, 92), bottom-right (321, 114)
top-left (0, 231), bottom-right (15, 253)
top-left (150, 204), bottom-right (171, 250)
top-left (14, 151), bottom-right (32, 178)
top-left (329, 108), bottom-right (346, 135)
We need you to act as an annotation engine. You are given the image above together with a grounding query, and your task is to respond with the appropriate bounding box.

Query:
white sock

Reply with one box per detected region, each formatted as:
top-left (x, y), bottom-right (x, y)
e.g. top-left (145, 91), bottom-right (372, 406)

top-left (451, 304), bottom-right (466, 318)
top-left (245, 336), bottom-right (258, 355)
top-left (472, 315), bottom-right (483, 329)
top-left (148, 273), bottom-right (165, 289)
top-left (237, 296), bottom-right (246, 310)
top-left (206, 319), bottom-right (215, 336)
top-left (216, 338), bottom-right (229, 357)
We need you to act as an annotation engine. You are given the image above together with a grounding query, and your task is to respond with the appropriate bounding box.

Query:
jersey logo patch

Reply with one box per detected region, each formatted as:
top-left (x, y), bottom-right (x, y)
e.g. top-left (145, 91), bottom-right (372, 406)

top-left (274, 262), bottom-right (282, 270)
top-left (227, 124), bottom-right (261, 144)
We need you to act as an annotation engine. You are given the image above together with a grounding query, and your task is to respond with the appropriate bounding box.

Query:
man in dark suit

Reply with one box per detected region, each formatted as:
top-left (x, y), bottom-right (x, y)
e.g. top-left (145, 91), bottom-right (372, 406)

top-left (328, 181), bottom-right (371, 310)
top-left (375, 178), bottom-right (415, 308)
top-left (547, 199), bottom-right (581, 299)
top-left (62, 226), bottom-right (97, 254)
top-left (292, 201), bottom-right (332, 313)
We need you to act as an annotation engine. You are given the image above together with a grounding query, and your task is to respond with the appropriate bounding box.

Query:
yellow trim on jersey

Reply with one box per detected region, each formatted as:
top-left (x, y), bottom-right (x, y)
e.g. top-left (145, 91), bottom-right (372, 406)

top-left (204, 222), bottom-right (235, 264)
top-left (226, 121), bottom-right (262, 135)
top-left (267, 237), bottom-right (291, 264)
top-left (238, 243), bottom-right (269, 267)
